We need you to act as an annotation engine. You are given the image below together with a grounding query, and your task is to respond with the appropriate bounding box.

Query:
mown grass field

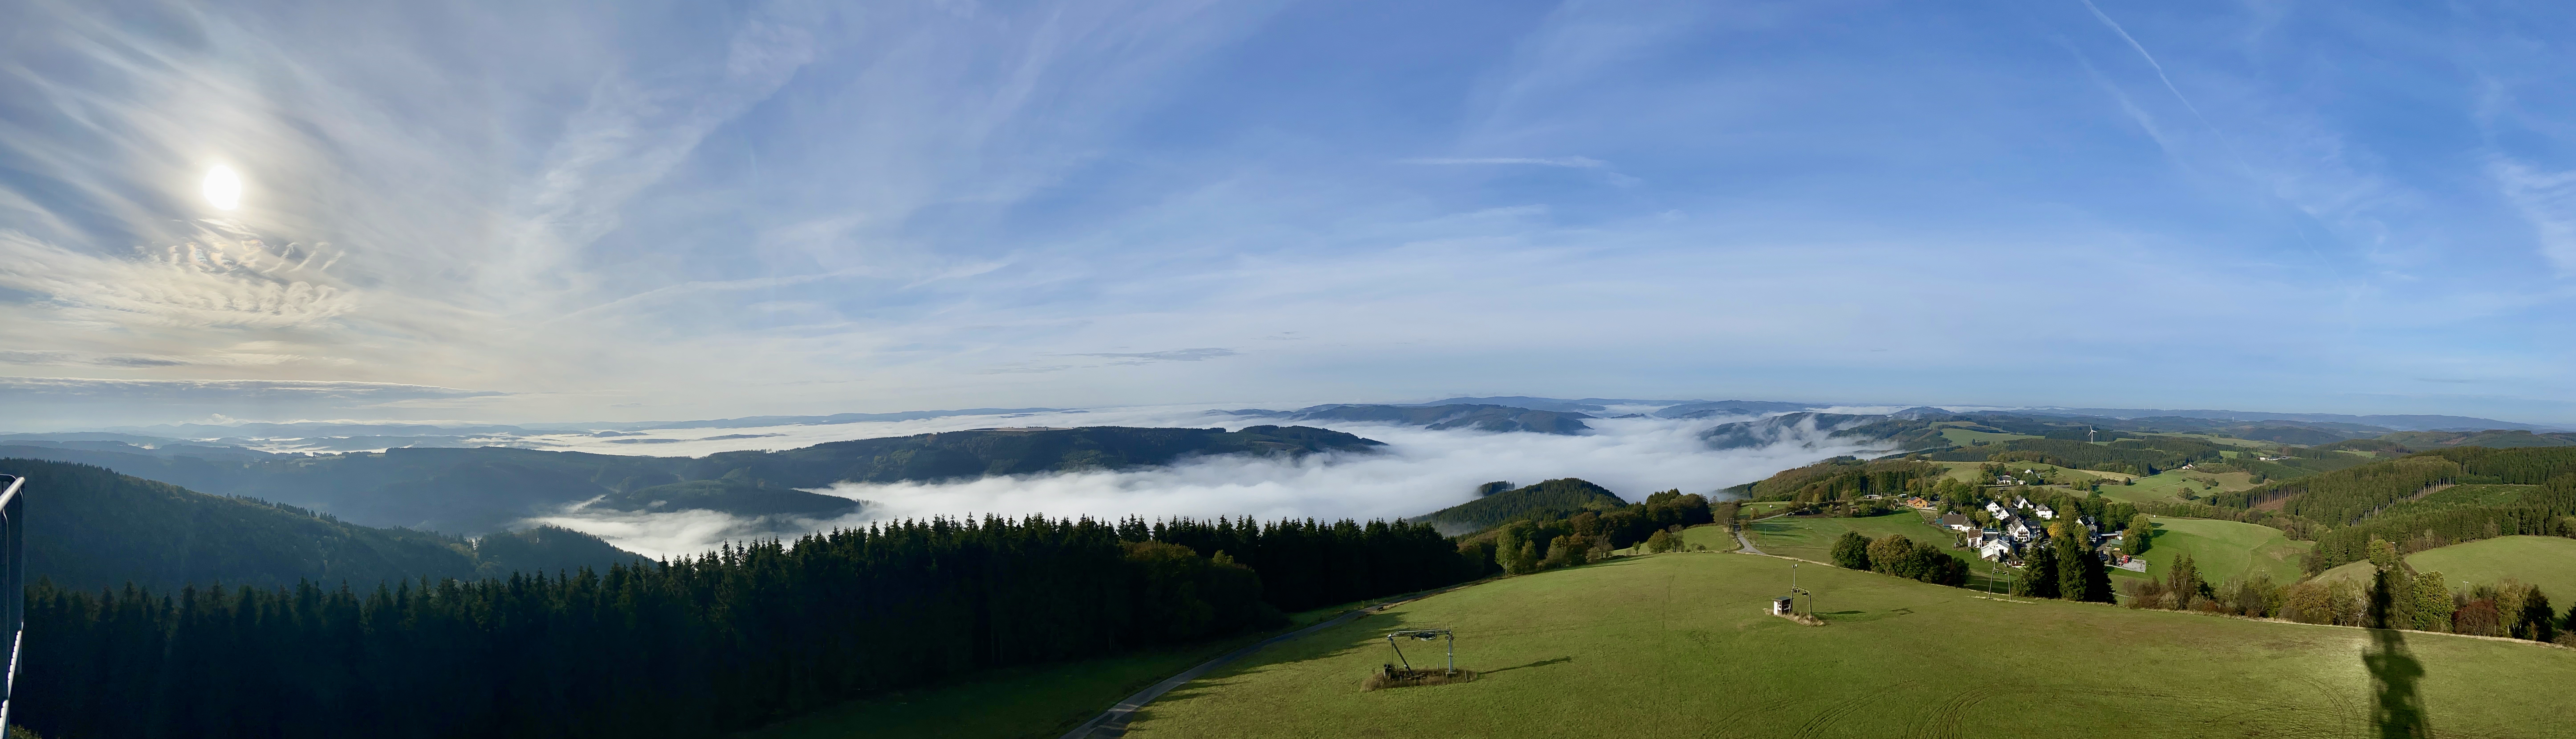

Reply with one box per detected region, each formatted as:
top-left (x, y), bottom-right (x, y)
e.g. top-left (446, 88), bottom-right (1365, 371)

top-left (2109, 516), bottom-right (2311, 586)
top-left (735, 603), bottom-right (1367, 739)
top-left (1745, 512), bottom-right (2011, 592)
top-left (2315, 536), bottom-right (2576, 601)
top-left (1124, 553), bottom-right (2576, 738)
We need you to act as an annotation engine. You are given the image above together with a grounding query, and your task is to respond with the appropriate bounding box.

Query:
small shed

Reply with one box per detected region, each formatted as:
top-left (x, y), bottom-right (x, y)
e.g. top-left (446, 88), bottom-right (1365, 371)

top-left (1772, 596), bottom-right (1795, 616)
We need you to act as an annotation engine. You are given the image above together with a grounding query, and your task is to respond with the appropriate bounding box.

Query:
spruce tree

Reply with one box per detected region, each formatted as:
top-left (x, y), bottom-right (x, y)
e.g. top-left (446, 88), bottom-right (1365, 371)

top-left (2015, 543), bottom-right (2060, 599)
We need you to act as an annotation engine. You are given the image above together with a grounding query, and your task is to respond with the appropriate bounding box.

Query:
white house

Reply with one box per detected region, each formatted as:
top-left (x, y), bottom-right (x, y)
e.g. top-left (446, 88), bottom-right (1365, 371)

top-left (1978, 534), bottom-right (2017, 561)
top-left (2014, 497), bottom-right (2032, 509)
top-left (1940, 513), bottom-right (1974, 532)
top-left (1984, 501), bottom-right (2007, 517)
top-left (2034, 505), bottom-right (2055, 520)
top-left (2007, 519), bottom-right (2037, 541)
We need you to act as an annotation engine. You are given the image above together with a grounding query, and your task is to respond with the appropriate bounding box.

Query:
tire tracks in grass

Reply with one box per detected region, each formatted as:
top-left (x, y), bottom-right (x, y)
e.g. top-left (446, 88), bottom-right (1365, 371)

top-left (1790, 680), bottom-right (1915, 739)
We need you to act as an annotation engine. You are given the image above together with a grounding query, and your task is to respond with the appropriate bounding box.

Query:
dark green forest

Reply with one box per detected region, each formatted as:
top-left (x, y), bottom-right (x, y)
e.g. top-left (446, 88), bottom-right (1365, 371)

top-left (18, 513), bottom-right (1476, 739)
top-left (1411, 478), bottom-right (1628, 534)
top-left (0, 425), bottom-right (1379, 534)
top-left (6, 459), bottom-right (640, 593)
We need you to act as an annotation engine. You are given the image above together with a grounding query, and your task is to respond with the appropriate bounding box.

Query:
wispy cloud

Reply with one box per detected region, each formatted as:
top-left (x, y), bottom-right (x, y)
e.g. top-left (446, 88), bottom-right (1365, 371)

top-left (2491, 159), bottom-right (2576, 275)
top-left (1398, 157), bottom-right (1606, 168)
top-left (1071, 348), bottom-right (1240, 362)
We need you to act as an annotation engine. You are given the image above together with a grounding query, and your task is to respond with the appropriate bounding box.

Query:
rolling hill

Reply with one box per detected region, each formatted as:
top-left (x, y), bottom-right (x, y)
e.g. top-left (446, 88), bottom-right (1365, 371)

top-left (1119, 553), bottom-right (2574, 738)
top-left (3, 458), bottom-right (646, 592)
top-left (0, 424), bottom-right (1379, 535)
top-left (1410, 478), bottom-right (1626, 535)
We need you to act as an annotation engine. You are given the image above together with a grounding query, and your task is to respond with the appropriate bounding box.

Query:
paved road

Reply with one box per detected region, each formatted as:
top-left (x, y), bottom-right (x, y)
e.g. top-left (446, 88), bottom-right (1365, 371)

top-left (1058, 585), bottom-right (1468, 739)
top-left (1733, 525), bottom-right (1763, 555)
top-left (1733, 513), bottom-right (1789, 555)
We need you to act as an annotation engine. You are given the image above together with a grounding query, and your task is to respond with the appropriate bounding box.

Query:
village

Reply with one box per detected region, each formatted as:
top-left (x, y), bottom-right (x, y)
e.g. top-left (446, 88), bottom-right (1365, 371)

top-left (1900, 467), bottom-right (2147, 574)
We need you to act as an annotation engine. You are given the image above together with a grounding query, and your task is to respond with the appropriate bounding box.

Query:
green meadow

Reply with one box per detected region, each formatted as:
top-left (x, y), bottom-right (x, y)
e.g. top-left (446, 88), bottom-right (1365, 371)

top-left (2112, 516), bottom-right (2311, 586)
top-left (1744, 513), bottom-right (2011, 592)
top-left (1124, 553), bottom-right (2576, 738)
top-left (2315, 536), bottom-right (2576, 600)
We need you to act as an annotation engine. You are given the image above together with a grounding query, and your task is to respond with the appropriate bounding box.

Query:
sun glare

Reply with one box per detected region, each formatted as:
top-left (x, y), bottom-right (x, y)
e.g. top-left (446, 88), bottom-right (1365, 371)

top-left (202, 165), bottom-right (242, 210)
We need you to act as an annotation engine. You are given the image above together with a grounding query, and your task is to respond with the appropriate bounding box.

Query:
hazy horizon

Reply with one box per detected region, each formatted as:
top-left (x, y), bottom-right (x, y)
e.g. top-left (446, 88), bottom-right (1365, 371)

top-left (8, 1), bottom-right (2576, 428)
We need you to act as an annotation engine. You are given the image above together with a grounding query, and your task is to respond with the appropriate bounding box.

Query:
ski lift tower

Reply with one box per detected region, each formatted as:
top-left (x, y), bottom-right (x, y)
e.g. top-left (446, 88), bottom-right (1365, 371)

top-left (1789, 563), bottom-right (1815, 615)
top-left (1383, 628), bottom-right (1456, 676)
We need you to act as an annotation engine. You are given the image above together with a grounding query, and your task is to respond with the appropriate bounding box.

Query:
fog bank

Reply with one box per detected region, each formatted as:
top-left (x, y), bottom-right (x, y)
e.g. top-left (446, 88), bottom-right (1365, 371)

top-left (532, 412), bottom-right (1876, 559)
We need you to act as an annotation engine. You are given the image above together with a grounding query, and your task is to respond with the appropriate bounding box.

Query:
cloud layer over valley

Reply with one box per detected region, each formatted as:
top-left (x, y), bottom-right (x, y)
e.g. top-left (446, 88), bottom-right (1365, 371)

top-left (526, 410), bottom-right (1868, 558)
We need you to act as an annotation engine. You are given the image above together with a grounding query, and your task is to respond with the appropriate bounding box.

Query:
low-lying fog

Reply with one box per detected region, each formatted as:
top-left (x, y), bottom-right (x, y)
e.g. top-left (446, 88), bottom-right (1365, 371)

top-left (525, 407), bottom-right (1879, 559)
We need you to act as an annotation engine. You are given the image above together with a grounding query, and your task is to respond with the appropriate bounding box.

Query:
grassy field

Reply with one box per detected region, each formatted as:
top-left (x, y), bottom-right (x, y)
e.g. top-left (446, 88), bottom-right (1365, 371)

top-left (1931, 460), bottom-right (2131, 484)
top-left (2142, 432), bottom-right (2278, 449)
top-left (1745, 512), bottom-right (2011, 592)
top-left (735, 603), bottom-right (1370, 739)
top-left (2109, 517), bottom-right (2311, 586)
top-left (1124, 553), bottom-right (2576, 738)
top-left (2099, 470), bottom-right (2255, 504)
top-left (2315, 536), bottom-right (2576, 601)
top-left (1936, 427), bottom-right (2035, 447)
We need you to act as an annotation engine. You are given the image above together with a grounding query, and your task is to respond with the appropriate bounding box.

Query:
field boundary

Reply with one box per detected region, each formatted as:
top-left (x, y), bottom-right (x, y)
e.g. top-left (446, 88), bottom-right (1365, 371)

top-left (1056, 582), bottom-right (1481, 739)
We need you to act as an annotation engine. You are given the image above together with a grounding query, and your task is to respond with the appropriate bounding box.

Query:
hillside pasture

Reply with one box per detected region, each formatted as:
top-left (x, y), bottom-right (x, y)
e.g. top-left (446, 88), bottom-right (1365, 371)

top-left (1124, 553), bottom-right (2576, 739)
top-left (2109, 517), bottom-right (2311, 587)
top-left (2315, 536), bottom-right (2576, 602)
top-left (1745, 512), bottom-right (2009, 591)
top-left (1937, 427), bottom-right (2037, 447)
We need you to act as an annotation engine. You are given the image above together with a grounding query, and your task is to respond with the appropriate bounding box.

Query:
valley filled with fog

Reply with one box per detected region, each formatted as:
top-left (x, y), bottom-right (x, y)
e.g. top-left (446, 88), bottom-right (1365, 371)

top-left (523, 407), bottom-right (1876, 558)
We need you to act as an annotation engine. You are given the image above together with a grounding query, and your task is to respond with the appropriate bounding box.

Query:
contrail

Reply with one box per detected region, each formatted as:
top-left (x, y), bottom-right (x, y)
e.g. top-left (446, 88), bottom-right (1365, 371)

top-left (2076, 0), bottom-right (2252, 176)
top-left (2078, 0), bottom-right (2336, 270)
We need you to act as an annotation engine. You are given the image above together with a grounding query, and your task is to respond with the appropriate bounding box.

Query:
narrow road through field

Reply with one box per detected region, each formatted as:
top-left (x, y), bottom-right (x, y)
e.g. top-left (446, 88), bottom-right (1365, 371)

top-left (1057, 584), bottom-right (1471, 739)
top-left (1734, 513), bottom-right (1787, 555)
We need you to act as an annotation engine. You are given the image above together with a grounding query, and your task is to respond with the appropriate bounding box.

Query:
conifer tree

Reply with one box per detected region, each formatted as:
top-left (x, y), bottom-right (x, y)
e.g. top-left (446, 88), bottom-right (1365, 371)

top-left (2015, 543), bottom-right (2060, 599)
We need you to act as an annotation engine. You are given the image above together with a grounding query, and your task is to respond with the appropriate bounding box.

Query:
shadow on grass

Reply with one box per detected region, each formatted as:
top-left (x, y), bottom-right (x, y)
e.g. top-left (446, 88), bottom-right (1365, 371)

top-left (1484, 656), bottom-right (1572, 674)
top-left (2363, 628), bottom-right (2431, 739)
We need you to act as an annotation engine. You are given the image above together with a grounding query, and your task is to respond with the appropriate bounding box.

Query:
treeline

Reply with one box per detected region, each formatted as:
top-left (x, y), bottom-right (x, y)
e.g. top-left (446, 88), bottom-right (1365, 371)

top-left (1740, 458), bottom-right (1941, 502)
top-left (1924, 436), bottom-right (2221, 476)
top-left (2134, 501), bottom-right (2322, 541)
top-left (1126, 516), bottom-right (1480, 611)
top-left (1489, 491), bottom-right (1714, 575)
top-left (2306, 505), bottom-right (2576, 572)
top-left (17, 514), bottom-right (1474, 739)
top-left (2207, 456), bottom-right (2460, 524)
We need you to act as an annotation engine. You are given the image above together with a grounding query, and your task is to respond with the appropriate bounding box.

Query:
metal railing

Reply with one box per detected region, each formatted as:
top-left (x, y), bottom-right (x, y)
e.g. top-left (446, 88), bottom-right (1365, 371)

top-left (0, 474), bottom-right (23, 735)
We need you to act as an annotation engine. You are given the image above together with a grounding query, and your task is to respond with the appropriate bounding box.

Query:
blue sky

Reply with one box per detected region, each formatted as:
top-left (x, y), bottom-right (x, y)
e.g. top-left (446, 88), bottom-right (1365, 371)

top-left (3, 0), bottom-right (2575, 428)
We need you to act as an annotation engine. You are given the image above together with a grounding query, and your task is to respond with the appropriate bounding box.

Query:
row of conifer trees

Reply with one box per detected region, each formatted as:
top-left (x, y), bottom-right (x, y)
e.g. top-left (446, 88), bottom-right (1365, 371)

top-left (16, 515), bottom-right (1476, 739)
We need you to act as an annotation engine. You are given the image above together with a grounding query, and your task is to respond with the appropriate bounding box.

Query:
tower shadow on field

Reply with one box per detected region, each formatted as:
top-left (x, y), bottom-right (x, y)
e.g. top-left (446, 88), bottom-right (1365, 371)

top-left (2363, 628), bottom-right (2431, 738)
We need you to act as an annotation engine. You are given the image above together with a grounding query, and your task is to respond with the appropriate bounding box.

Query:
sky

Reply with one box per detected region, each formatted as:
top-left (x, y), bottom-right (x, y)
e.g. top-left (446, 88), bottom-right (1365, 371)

top-left (6, 0), bottom-right (2576, 430)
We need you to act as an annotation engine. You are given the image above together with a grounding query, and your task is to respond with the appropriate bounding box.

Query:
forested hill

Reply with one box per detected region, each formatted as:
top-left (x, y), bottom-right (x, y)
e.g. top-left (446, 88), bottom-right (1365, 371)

top-left (0, 424), bottom-right (1378, 535)
top-left (1234, 404), bottom-right (1594, 434)
top-left (1411, 478), bottom-right (1626, 534)
top-left (687, 424), bottom-right (1382, 487)
top-left (1, 459), bottom-right (645, 592)
top-left (2191, 446), bottom-right (2576, 571)
top-left (1700, 412), bottom-right (1952, 452)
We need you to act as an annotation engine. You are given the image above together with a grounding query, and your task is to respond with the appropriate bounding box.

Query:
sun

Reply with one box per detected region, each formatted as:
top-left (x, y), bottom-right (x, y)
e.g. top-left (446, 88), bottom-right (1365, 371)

top-left (202, 165), bottom-right (242, 211)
